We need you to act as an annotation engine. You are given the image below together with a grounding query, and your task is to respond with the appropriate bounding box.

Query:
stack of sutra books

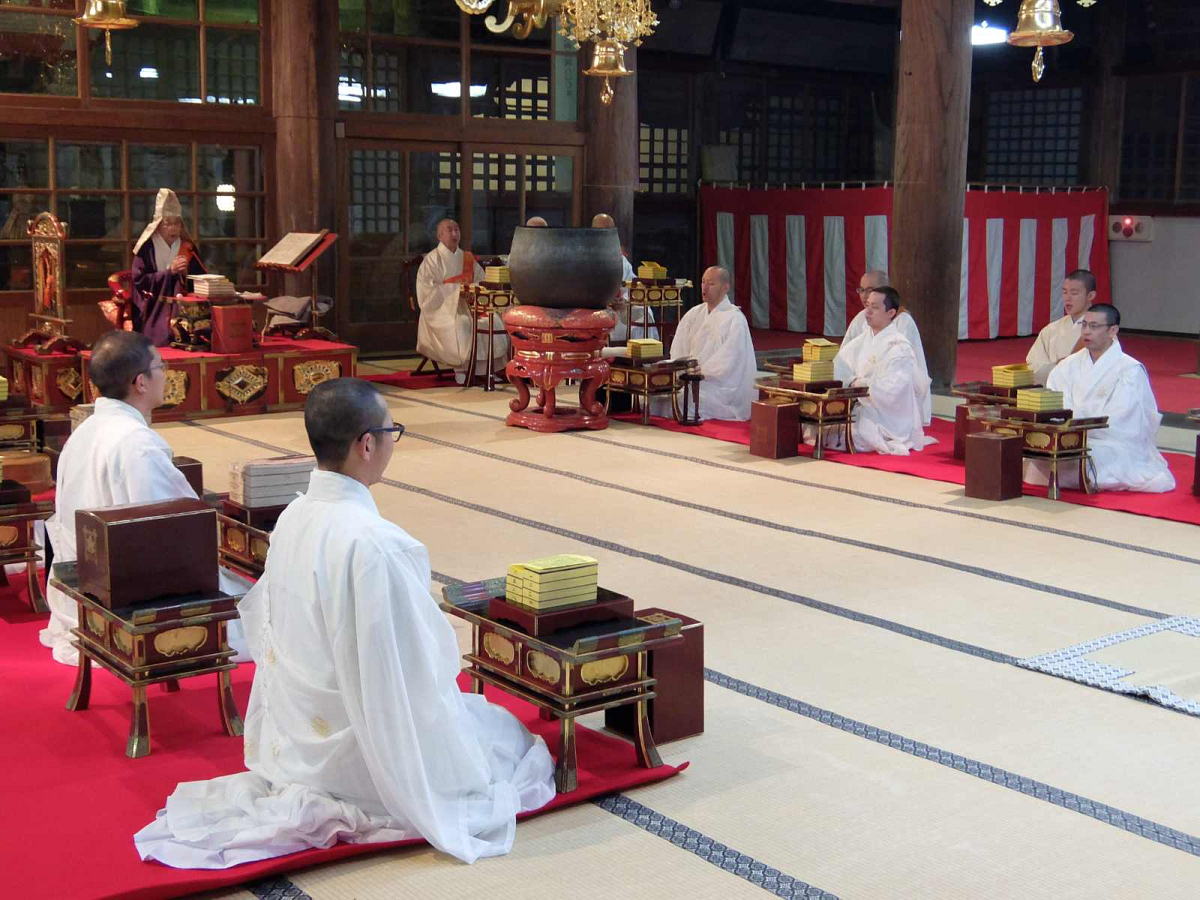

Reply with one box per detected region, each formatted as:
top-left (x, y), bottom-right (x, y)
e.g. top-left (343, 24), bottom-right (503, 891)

top-left (506, 554), bottom-right (598, 610)
top-left (228, 455), bottom-right (316, 508)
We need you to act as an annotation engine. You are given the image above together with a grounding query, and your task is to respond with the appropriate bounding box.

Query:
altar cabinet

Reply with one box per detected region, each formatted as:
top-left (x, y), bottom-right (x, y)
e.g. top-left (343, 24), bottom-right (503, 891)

top-left (1025, 270), bottom-right (1096, 384)
top-left (651, 266), bottom-right (756, 421)
top-left (131, 188), bottom-right (206, 347)
top-left (831, 287), bottom-right (934, 455)
top-left (135, 378), bottom-right (555, 867)
top-left (1026, 305), bottom-right (1174, 493)
top-left (416, 218), bottom-right (508, 382)
top-left (40, 332), bottom-right (247, 665)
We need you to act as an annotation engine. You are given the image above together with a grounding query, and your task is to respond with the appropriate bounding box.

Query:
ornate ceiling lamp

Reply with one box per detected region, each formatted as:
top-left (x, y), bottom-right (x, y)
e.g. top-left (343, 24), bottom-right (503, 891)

top-left (75, 0), bottom-right (139, 67)
top-left (1006, 0), bottom-right (1074, 83)
top-left (455, 0), bottom-right (658, 105)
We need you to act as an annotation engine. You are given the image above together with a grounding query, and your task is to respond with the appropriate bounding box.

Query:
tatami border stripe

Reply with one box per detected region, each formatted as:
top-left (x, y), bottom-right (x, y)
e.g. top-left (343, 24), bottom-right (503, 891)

top-left (380, 389), bottom-right (1200, 568)
top-left (184, 421), bottom-right (1015, 665)
top-left (248, 876), bottom-right (314, 899)
top-left (399, 427), bottom-right (1170, 622)
top-left (704, 667), bottom-right (1200, 858)
top-left (595, 794), bottom-right (839, 899)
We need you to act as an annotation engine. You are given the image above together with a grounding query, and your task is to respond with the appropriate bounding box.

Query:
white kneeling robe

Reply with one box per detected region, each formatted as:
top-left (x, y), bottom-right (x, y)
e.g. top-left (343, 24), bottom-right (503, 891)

top-left (134, 470), bottom-right (555, 868)
top-left (1026, 314), bottom-right (1084, 385)
top-left (415, 243), bottom-right (508, 372)
top-left (652, 297), bottom-right (757, 421)
top-left (832, 322), bottom-right (935, 455)
top-left (841, 309), bottom-right (931, 424)
top-left (40, 397), bottom-right (248, 665)
top-left (1025, 341), bottom-right (1175, 493)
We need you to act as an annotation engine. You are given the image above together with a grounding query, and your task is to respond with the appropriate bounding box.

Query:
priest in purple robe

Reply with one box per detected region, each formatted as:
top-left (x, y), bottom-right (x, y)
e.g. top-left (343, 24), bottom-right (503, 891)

top-left (130, 188), bottom-right (206, 346)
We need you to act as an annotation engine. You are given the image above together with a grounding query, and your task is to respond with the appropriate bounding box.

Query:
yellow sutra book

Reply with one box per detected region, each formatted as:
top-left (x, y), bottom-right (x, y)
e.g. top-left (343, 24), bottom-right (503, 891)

top-left (991, 363), bottom-right (1035, 388)
top-left (1016, 389), bottom-right (1064, 411)
top-left (801, 339), bottom-right (839, 362)
top-left (637, 261), bottom-right (668, 280)
top-left (793, 360), bottom-right (834, 382)
top-left (508, 554), bottom-right (598, 584)
top-left (628, 338), bottom-right (663, 358)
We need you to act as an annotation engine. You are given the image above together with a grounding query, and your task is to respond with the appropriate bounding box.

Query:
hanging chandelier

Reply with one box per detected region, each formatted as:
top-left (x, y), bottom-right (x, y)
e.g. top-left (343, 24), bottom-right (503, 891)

top-left (75, 0), bottom-right (139, 67)
top-left (981, 0), bottom-right (1097, 83)
top-left (454, 0), bottom-right (658, 105)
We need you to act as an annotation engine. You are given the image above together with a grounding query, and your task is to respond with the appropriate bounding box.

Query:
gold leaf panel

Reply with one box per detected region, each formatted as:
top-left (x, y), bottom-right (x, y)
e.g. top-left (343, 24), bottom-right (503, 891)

top-left (1026, 432), bottom-right (1052, 449)
top-left (160, 370), bottom-right (190, 408)
top-left (799, 401), bottom-right (818, 415)
top-left (215, 365), bottom-right (268, 405)
top-left (482, 632), bottom-right (516, 665)
top-left (86, 609), bottom-right (106, 637)
top-left (826, 400), bottom-right (846, 415)
top-left (56, 367), bottom-right (83, 401)
top-left (1060, 433), bottom-right (1080, 449)
top-left (293, 360), bottom-right (341, 395)
top-left (526, 650), bottom-right (561, 685)
top-left (153, 625), bottom-right (209, 657)
top-left (0, 525), bottom-right (20, 547)
top-left (112, 629), bottom-right (133, 656)
top-left (580, 656), bottom-right (630, 685)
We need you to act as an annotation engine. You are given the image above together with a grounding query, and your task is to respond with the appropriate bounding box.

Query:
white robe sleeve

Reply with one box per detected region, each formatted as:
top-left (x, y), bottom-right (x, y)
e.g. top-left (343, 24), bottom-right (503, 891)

top-left (125, 446), bottom-right (198, 503)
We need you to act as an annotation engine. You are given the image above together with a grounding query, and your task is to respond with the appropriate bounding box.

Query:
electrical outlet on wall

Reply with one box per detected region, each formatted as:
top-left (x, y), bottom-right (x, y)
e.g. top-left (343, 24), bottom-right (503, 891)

top-left (1107, 215), bottom-right (1154, 242)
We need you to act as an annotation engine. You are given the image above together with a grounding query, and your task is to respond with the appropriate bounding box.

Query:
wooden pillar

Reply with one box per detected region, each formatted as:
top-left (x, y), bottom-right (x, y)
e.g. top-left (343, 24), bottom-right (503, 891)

top-left (1086, 0), bottom-right (1127, 194)
top-left (890, 0), bottom-right (973, 388)
top-left (584, 47), bottom-right (639, 250)
top-left (270, 0), bottom-right (338, 297)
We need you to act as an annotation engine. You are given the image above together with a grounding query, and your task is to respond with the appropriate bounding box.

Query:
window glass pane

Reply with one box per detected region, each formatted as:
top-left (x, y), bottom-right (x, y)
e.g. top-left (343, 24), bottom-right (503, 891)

top-left (206, 27), bottom-right (259, 104)
top-left (131, 192), bottom-right (193, 234)
top-left (348, 148), bottom-right (402, 257)
top-left (56, 143), bottom-right (120, 190)
top-left (0, 244), bottom-right (33, 292)
top-left (1119, 77), bottom-right (1181, 201)
top-left (0, 191), bottom-right (46, 239)
top-left (371, 0), bottom-right (458, 40)
top-left (57, 195), bottom-right (123, 239)
top-left (471, 54), bottom-right (550, 120)
top-left (371, 43), bottom-right (459, 114)
top-left (198, 146), bottom-right (260, 192)
top-left (338, 0), bottom-right (365, 33)
top-left (339, 40), bottom-right (367, 110)
top-left (202, 242), bottom-right (263, 286)
top-left (409, 150), bottom-right (459, 254)
top-left (0, 140), bottom-right (49, 188)
top-left (198, 194), bottom-right (261, 238)
top-left (0, 10), bottom-right (78, 96)
top-left (204, 0), bottom-right (258, 25)
top-left (130, 145), bottom-right (190, 190)
top-left (470, 152), bottom-right (519, 255)
top-left (1177, 75), bottom-right (1200, 201)
top-left (127, 0), bottom-right (198, 18)
top-left (90, 24), bottom-right (201, 102)
top-left (64, 241), bottom-right (129, 289)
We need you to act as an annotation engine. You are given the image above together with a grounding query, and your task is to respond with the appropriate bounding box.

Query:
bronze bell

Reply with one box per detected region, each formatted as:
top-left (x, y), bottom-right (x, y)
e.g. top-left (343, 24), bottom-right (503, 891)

top-left (1007, 0), bottom-right (1073, 83)
top-left (584, 39), bottom-right (633, 107)
top-left (75, 0), bottom-right (139, 67)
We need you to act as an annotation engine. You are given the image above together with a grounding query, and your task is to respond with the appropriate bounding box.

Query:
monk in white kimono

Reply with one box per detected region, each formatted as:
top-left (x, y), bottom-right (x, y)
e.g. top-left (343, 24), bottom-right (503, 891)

top-left (1025, 304), bottom-right (1174, 493)
top-left (651, 266), bottom-right (757, 421)
top-left (831, 286), bottom-right (934, 455)
top-left (840, 270), bottom-right (931, 424)
top-left (1025, 269), bottom-right (1095, 384)
top-left (135, 378), bottom-right (555, 868)
top-left (415, 218), bottom-right (508, 384)
top-left (592, 213), bottom-right (653, 344)
top-left (40, 332), bottom-right (247, 665)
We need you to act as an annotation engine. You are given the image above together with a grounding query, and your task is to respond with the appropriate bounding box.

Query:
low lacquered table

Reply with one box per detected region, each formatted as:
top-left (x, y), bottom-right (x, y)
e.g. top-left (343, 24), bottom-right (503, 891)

top-left (755, 376), bottom-right (869, 460)
top-left (968, 409), bottom-right (1108, 500)
top-left (441, 578), bottom-right (682, 792)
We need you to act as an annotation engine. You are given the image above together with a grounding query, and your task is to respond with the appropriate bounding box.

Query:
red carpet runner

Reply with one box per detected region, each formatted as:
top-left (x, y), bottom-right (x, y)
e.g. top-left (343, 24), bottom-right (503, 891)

top-left (361, 370), bottom-right (455, 390)
top-left (618, 414), bottom-right (1200, 528)
top-left (2, 578), bottom-right (684, 900)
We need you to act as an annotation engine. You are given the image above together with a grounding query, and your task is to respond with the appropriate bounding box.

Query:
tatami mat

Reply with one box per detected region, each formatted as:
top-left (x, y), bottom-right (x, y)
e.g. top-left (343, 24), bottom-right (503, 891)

top-left (159, 383), bottom-right (1200, 899)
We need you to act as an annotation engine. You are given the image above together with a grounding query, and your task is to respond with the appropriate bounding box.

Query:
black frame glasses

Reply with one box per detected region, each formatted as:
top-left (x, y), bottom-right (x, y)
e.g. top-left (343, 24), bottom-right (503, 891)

top-left (358, 423), bottom-right (405, 443)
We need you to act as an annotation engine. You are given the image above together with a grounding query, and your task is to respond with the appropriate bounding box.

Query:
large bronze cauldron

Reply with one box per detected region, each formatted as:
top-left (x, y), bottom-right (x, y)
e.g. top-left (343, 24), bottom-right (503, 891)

top-left (508, 226), bottom-right (623, 309)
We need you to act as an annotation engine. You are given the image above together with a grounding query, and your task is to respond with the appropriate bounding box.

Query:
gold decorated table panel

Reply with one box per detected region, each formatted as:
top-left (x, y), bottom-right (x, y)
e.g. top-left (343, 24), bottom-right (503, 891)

top-left (441, 577), bottom-right (682, 792)
top-left (52, 561), bottom-right (245, 758)
top-left (604, 356), bottom-right (691, 425)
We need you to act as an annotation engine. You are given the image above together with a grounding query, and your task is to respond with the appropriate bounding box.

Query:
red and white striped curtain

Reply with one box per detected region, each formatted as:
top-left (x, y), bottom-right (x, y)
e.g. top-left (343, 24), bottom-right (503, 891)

top-left (700, 184), bottom-right (1111, 339)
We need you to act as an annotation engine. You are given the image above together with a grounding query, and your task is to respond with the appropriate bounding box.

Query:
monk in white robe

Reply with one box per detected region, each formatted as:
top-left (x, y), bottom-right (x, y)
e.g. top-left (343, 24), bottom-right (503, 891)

top-left (840, 270), bottom-right (930, 424)
top-left (135, 378), bottom-right (554, 867)
top-left (40, 332), bottom-right (247, 665)
top-left (416, 218), bottom-right (508, 384)
top-left (831, 287), bottom-right (934, 455)
top-left (1025, 304), bottom-right (1174, 493)
top-left (651, 266), bottom-right (757, 421)
top-left (1025, 269), bottom-right (1096, 384)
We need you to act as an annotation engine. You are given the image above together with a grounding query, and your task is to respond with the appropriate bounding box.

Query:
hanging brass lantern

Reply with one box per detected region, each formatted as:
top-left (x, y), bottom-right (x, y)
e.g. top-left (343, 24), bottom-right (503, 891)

top-left (75, 0), bottom-right (139, 68)
top-left (1006, 0), bottom-right (1074, 83)
top-left (584, 38), bottom-right (632, 106)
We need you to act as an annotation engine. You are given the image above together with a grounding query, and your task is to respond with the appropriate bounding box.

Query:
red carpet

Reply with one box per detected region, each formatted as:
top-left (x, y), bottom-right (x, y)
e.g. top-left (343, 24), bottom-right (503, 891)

top-left (2, 579), bottom-right (685, 900)
top-left (617, 414), bottom-right (1200, 527)
top-left (750, 330), bottom-right (1199, 414)
top-left (362, 370), bottom-right (456, 390)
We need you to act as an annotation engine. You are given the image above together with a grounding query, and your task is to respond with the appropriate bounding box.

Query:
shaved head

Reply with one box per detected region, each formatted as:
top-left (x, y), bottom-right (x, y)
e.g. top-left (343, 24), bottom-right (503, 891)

top-left (591, 213), bottom-right (615, 229)
top-left (304, 377), bottom-right (388, 469)
top-left (526, 216), bottom-right (548, 227)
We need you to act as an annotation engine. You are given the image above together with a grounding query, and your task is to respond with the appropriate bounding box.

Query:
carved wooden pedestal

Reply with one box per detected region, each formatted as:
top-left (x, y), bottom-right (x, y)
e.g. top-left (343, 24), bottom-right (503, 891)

top-left (502, 306), bottom-right (616, 433)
